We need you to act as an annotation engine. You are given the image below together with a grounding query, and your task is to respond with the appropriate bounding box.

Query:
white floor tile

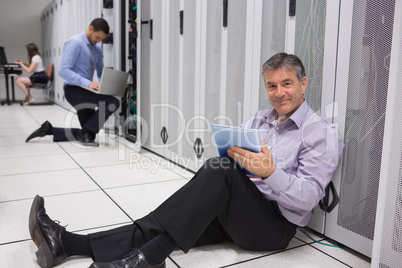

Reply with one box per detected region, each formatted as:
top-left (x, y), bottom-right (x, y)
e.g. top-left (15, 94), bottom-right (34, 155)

top-left (170, 239), bottom-right (305, 268)
top-left (0, 191), bottom-right (131, 244)
top-left (36, 118), bottom-right (81, 128)
top-left (310, 239), bottom-right (371, 268)
top-left (0, 111), bottom-right (31, 121)
top-left (23, 105), bottom-right (81, 130)
top-left (85, 162), bottom-right (183, 189)
top-left (105, 180), bottom-right (188, 220)
top-left (0, 154), bottom-right (79, 176)
top-left (57, 141), bottom-right (106, 153)
top-left (0, 169), bottom-right (98, 202)
top-left (0, 135), bottom-right (31, 146)
top-left (0, 120), bottom-right (39, 129)
top-left (68, 147), bottom-right (139, 168)
top-left (0, 106), bottom-right (30, 120)
top-left (39, 192), bottom-right (132, 232)
top-left (0, 199), bottom-right (33, 244)
top-left (141, 150), bottom-right (196, 178)
top-left (57, 135), bottom-right (139, 154)
top-left (0, 143), bottom-right (65, 159)
top-left (0, 240), bottom-right (93, 268)
top-left (1, 127), bottom-right (43, 137)
top-left (294, 227), bottom-right (326, 244)
top-left (231, 244), bottom-right (350, 268)
top-left (22, 104), bottom-right (68, 116)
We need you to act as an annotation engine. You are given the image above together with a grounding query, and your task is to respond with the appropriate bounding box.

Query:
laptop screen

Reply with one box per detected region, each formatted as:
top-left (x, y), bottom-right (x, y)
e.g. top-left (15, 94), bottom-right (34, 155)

top-left (0, 46), bottom-right (8, 65)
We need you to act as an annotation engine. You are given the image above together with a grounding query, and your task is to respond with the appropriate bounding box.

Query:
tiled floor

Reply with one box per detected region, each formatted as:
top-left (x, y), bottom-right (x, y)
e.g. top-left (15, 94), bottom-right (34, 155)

top-left (0, 104), bottom-right (372, 267)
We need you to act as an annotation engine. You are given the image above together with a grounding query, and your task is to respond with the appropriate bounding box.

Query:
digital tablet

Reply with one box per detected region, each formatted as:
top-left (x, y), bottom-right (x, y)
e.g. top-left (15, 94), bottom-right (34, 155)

top-left (211, 124), bottom-right (261, 176)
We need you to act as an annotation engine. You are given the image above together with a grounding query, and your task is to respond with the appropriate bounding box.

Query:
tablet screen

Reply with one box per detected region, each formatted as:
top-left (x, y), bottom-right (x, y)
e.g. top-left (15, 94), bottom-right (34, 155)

top-left (211, 124), bottom-right (261, 175)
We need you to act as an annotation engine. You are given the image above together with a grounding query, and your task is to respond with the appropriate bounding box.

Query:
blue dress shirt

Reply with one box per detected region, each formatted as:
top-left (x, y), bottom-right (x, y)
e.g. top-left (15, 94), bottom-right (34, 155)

top-left (242, 101), bottom-right (344, 226)
top-left (59, 31), bottom-right (104, 87)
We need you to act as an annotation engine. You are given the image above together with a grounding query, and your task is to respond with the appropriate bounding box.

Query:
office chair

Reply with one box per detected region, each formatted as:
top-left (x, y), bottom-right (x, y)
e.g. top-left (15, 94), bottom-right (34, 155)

top-left (23, 63), bottom-right (54, 105)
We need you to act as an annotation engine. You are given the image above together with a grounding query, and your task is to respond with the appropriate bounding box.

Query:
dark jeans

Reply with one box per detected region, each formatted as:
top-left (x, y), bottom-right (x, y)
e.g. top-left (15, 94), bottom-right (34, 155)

top-left (53, 85), bottom-right (120, 142)
top-left (88, 157), bottom-right (296, 262)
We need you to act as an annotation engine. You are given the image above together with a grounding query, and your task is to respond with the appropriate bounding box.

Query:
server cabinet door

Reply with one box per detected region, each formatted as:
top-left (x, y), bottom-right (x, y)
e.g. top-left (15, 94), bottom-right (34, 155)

top-left (372, 2), bottom-right (402, 265)
top-left (198, 0), bottom-right (224, 163)
top-left (325, 0), bottom-right (397, 257)
top-left (292, 0), bottom-right (341, 234)
top-left (257, 0), bottom-right (339, 115)
top-left (179, 0), bottom-right (202, 171)
top-left (201, 0), bottom-right (249, 165)
top-left (139, 0), bottom-right (152, 149)
top-left (221, 0), bottom-right (247, 128)
top-left (257, 0), bottom-right (287, 111)
top-left (164, 0), bottom-right (185, 165)
top-left (140, 0), bottom-right (165, 156)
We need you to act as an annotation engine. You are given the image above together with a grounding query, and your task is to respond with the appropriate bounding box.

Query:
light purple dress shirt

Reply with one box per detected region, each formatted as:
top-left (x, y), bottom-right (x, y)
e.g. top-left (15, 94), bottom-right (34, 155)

top-left (241, 101), bottom-right (344, 226)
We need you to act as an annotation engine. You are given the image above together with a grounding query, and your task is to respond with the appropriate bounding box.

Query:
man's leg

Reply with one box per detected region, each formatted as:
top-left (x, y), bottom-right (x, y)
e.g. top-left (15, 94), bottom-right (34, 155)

top-left (64, 85), bottom-right (120, 135)
top-left (88, 214), bottom-right (165, 262)
top-left (62, 85), bottom-right (119, 146)
top-left (25, 124), bottom-right (87, 143)
top-left (151, 157), bottom-right (296, 252)
top-left (29, 157), bottom-right (295, 267)
top-left (88, 157), bottom-right (296, 264)
top-left (52, 127), bottom-right (81, 142)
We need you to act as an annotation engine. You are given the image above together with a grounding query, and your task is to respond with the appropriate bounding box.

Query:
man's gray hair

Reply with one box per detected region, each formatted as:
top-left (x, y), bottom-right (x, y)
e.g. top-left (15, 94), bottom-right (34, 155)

top-left (261, 53), bottom-right (306, 84)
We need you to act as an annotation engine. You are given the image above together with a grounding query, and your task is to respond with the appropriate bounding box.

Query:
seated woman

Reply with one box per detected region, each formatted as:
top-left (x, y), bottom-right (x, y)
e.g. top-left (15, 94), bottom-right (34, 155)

top-left (14, 43), bottom-right (47, 105)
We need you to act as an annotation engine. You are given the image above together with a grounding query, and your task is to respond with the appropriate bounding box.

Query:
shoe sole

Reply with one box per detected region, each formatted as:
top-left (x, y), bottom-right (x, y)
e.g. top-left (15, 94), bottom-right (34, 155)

top-left (78, 141), bottom-right (99, 147)
top-left (29, 195), bottom-right (54, 268)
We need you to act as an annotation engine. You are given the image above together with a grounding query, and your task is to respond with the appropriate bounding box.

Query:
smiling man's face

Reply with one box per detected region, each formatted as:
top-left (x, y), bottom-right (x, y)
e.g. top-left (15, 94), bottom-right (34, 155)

top-left (264, 68), bottom-right (307, 124)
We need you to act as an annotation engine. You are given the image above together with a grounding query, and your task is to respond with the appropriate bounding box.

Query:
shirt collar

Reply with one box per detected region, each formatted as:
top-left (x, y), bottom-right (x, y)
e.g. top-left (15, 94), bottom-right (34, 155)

top-left (81, 31), bottom-right (91, 46)
top-left (265, 100), bottom-right (309, 129)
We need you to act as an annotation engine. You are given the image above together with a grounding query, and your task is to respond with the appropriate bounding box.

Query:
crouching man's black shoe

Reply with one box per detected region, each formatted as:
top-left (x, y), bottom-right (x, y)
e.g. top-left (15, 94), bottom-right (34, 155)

top-left (26, 121), bottom-right (53, 142)
top-left (89, 249), bottom-right (166, 268)
top-left (77, 130), bottom-right (99, 147)
top-left (29, 195), bottom-right (67, 268)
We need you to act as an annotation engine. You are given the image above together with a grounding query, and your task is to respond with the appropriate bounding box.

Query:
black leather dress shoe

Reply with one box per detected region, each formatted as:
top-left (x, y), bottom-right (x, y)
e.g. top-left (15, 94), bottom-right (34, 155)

top-left (89, 249), bottom-right (166, 268)
top-left (26, 121), bottom-right (53, 142)
top-left (77, 130), bottom-right (99, 147)
top-left (29, 195), bottom-right (67, 268)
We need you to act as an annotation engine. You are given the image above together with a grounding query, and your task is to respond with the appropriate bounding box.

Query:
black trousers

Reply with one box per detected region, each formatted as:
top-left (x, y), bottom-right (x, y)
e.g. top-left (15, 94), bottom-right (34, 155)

top-left (88, 157), bottom-right (296, 262)
top-left (52, 85), bottom-right (120, 142)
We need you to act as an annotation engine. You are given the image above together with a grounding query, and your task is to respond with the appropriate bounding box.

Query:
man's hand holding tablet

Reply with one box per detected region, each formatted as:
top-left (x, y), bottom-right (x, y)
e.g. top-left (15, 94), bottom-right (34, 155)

top-left (211, 124), bottom-right (275, 178)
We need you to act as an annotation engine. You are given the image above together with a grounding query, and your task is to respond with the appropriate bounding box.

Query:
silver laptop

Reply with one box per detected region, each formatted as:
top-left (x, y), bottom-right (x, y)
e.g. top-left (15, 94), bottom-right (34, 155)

top-left (81, 67), bottom-right (129, 96)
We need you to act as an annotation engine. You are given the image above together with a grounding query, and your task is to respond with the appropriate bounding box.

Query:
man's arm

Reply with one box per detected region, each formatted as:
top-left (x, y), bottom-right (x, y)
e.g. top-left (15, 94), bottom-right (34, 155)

top-left (58, 39), bottom-right (92, 87)
top-left (228, 126), bottom-right (343, 220)
top-left (227, 140), bottom-right (275, 178)
top-left (268, 128), bottom-right (341, 211)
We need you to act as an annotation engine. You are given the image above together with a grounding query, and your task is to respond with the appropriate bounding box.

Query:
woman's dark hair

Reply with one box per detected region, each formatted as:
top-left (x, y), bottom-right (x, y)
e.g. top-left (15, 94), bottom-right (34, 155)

top-left (261, 52), bottom-right (306, 84)
top-left (90, 18), bottom-right (110, 35)
top-left (26, 43), bottom-right (40, 64)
